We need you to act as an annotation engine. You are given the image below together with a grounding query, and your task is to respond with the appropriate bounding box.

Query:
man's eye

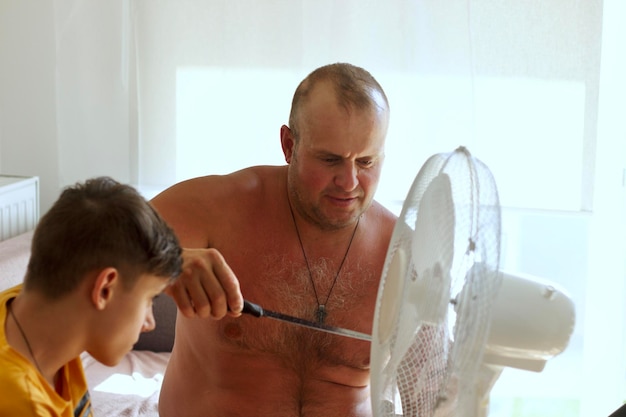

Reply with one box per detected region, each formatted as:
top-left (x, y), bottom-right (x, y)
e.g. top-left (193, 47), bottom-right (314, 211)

top-left (359, 159), bottom-right (373, 167)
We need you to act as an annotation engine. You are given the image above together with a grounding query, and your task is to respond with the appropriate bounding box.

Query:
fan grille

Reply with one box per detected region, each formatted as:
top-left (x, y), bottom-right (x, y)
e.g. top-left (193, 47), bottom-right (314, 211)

top-left (371, 147), bottom-right (502, 417)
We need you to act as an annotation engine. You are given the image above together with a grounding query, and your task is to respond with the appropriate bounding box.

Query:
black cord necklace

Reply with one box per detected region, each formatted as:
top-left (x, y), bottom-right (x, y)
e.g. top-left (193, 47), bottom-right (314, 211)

top-left (287, 197), bottom-right (360, 324)
top-left (7, 299), bottom-right (44, 376)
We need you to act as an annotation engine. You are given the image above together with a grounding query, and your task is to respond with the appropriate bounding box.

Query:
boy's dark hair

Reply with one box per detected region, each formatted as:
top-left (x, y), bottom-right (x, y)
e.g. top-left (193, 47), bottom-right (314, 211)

top-left (25, 176), bottom-right (182, 298)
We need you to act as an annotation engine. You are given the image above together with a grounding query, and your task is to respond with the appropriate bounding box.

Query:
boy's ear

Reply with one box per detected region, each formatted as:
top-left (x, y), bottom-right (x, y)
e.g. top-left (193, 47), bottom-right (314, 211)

top-left (91, 267), bottom-right (119, 310)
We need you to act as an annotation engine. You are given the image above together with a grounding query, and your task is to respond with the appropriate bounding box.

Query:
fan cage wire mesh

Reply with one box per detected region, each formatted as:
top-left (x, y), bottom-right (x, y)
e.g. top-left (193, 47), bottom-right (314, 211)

top-left (372, 147), bottom-right (503, 417)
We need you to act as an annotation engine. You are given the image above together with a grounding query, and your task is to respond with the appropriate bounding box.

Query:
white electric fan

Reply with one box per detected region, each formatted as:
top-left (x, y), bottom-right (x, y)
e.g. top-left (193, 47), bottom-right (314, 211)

top-left (370, 146), bottom-right (500, 416)
top-left (370, 146), bottom-right (576, 417)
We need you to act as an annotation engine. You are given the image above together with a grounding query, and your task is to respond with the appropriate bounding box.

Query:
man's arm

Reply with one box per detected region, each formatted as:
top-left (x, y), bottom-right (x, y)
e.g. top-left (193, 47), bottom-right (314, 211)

top-left (165, 247), bottom-right (243, 318)
top-left (151, 178), bottom-right (244, 319)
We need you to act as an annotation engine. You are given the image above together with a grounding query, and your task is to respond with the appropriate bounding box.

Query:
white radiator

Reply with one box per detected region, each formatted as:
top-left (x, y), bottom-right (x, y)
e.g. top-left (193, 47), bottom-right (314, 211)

top-left (0, 176), bottom-right (40, 242)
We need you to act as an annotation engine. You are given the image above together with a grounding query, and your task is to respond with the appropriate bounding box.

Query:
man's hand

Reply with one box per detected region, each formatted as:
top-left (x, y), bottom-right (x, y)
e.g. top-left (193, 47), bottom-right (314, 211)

top-left (165, 248), bottom-right (243, 319)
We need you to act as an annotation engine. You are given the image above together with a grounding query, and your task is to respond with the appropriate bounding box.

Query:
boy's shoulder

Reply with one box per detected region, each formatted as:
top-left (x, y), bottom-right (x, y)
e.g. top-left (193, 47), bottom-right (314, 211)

top-left (0, 338), bottom-right (43, 415)
top-left (0, 284), bottom-right (21, 302)
top-left (0, 348), bottom-right (90, 416)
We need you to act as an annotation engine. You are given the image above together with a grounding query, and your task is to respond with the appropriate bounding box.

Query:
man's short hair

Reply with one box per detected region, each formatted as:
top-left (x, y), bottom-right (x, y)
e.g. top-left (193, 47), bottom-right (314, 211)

top-left (288, 62), bottom-right (389, 139)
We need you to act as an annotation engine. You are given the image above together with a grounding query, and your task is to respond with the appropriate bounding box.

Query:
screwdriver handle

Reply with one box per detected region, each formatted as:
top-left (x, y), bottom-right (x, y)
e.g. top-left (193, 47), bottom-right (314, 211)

top-left (242, 299), bottom-right (264, 317)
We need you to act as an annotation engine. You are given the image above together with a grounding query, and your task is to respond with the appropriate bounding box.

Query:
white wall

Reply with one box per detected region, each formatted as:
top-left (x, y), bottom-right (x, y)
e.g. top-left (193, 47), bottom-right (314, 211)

top-left (0, 0), bottom-right (135, 214)
top-left (0, 0), bottom-right (607, 213)
top-left (0, 0), bottom-right (59, 214)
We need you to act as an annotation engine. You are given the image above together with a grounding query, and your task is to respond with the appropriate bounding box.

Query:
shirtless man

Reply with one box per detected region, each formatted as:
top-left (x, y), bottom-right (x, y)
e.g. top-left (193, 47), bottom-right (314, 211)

top-left (155, 63), bottom-right (396, 417)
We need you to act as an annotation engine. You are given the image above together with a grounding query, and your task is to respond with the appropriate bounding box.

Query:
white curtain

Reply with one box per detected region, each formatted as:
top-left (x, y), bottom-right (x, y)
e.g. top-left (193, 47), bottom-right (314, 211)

top-left (131, 0), bottom-right (604, 213)
top-left (46, 0), bottom-right (625, 415)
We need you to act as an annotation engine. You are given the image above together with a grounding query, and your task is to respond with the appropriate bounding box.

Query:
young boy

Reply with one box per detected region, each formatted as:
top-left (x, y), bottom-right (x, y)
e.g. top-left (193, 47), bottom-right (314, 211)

top-left (0, 176), bottom-right (182, 417)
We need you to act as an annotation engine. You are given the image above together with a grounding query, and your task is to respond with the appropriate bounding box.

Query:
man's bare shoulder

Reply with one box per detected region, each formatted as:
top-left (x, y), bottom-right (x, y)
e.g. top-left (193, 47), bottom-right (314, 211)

top-left (370, 200), bottom-right (398, 228)
top-left (154, 166), bottom-right (283, 203)
top-left (151, 165), bottom-right (286, 245)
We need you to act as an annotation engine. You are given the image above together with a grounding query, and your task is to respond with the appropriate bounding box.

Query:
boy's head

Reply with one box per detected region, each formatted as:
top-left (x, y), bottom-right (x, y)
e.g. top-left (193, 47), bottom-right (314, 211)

top-left (24, 176), bottom-right (183, 364)
top-left (25, 176), bottom-right (182, 296)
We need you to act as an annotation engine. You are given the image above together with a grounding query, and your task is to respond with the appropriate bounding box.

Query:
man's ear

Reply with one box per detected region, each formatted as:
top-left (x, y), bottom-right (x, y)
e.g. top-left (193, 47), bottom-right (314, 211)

top-left (280, 125), bottom-right (295, 163)
top-left (91, 267), bottom-right (119, 310)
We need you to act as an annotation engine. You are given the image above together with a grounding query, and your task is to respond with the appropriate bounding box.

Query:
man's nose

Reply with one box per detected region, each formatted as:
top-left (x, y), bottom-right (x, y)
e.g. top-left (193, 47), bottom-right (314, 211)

top-left (334, 162), bottom-right (359, 191)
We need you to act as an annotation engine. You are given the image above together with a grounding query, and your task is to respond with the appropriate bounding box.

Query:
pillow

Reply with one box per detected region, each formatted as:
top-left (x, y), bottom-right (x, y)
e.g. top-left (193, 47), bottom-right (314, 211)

top-left (133, 294), bottom-right (177, 352)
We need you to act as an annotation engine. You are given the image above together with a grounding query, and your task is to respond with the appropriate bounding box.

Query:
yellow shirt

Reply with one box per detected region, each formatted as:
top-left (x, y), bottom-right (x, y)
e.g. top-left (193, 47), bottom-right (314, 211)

top-left (0, 285), bottom-right (93, 417)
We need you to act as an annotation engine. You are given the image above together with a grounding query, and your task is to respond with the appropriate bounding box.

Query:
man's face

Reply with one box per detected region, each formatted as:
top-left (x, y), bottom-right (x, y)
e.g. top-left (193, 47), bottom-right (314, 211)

top-left (285, 82), bottom-right (389, 230)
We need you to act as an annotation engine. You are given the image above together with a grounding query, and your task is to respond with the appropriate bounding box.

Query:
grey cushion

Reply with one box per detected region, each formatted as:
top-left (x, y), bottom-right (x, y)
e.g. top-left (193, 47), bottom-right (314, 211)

top-left (133, 294), bottom-right (177, 352)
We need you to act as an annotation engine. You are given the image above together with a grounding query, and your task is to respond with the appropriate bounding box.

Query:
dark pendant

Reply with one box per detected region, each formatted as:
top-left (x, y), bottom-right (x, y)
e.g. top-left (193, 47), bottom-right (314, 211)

top-left (316, 305), bottom-right (327, 324)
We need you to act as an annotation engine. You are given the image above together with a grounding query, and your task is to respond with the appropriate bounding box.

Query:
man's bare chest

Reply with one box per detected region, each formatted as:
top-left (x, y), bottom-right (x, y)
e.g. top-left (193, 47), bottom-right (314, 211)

top-left (218, 246), bottom-right (377, 366)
